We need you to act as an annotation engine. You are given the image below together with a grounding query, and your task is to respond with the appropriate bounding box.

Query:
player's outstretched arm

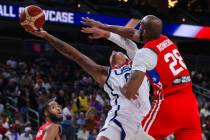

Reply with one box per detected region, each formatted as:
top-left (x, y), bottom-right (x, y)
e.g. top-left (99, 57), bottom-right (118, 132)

top-left (81, 27), bottom-right (138, 60)
top-left (81, 17), bottom-right (140, 42)
top-left (26, 30), bottom-right (107, 86)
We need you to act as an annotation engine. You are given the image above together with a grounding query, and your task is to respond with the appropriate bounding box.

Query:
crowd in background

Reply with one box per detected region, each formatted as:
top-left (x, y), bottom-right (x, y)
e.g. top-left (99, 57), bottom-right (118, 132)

top-left (0, 57), bottom-right (209, 140)
top-left (0, 56), bottom-right (110, 140)
top-left (191, 70), bottom-right (210, 139)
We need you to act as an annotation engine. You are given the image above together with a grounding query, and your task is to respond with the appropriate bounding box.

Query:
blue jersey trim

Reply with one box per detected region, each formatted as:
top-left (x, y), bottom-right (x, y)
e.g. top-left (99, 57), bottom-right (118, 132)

top-left (105, 66), bottom-right (112, 84)
top-left (99, 128), bottom-right (107, 133)
top-left (104, 67), bottom-right (120, 121)
top-left (112, 119), bottom-right (126, 140)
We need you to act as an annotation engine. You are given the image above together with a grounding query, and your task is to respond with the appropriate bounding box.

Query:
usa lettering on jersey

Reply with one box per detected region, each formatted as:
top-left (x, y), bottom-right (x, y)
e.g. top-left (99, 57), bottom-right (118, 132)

top-left (114, 65), bottom-right (131, 75)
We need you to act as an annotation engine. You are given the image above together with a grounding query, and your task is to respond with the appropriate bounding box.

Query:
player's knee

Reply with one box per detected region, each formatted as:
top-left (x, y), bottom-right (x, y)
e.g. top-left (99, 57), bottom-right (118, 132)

top-left (96, 136), bottom-right (110, 140)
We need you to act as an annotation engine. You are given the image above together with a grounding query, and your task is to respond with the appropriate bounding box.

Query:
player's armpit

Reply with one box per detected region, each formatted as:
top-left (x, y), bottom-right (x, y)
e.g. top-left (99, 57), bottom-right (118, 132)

top-left (43, 124), bottom-right (59, 140)
top-left (123, 70), bottom-right (145, 100)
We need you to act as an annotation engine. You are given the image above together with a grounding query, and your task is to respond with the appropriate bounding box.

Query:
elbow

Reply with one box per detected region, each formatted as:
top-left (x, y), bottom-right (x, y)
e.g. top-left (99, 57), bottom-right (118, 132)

top-left (124, 91), bottom-right (131, 100)
top-left (124, 90), bottom-right (137, 100)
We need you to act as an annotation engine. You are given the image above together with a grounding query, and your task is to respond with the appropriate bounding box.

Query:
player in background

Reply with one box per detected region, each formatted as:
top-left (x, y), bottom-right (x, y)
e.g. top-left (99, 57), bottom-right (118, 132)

top-left (25, 27), bottom-right (153, 140)
top-left (36, 98), bottom-right (63, 140)
top-left (81, 15), bottom-right (201, 139)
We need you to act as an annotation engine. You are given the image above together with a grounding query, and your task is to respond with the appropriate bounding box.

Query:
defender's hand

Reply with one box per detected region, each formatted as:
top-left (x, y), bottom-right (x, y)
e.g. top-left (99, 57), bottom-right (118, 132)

top-left (81, 17), bottom-right (106, 28)
top-left (81, 27), bottom-right (110, 39)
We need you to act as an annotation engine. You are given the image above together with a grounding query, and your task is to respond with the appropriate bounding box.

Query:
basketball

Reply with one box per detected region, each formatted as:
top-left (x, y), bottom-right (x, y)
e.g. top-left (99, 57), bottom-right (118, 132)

top-left (20, 5), bottom-right (45, 31)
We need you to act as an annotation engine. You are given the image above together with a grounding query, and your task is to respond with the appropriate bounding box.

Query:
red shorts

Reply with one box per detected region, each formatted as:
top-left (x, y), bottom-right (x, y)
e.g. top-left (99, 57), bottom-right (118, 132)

top-left (142, 92), bottom-right (201, 140)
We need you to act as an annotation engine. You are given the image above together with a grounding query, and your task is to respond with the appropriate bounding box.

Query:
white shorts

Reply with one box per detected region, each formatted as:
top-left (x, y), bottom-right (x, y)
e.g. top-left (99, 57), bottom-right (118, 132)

top-left (97, 118), bottom-right (154, 140)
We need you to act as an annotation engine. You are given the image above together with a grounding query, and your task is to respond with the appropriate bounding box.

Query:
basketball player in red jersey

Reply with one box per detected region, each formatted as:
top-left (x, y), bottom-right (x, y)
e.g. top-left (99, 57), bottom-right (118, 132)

top-left (81, 16), bottom-right (202, 139)
top-left (36, 98), bottom-right (63, 140)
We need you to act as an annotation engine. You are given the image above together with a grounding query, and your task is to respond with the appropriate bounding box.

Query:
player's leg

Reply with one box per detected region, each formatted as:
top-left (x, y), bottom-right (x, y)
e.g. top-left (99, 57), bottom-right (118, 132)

top-left (174, 129), bottom-right (201, 140)
top-left (141, 95), bottom-right (177, 139)
top-left (96, 136), bottom-right (110, 140)
top-left (97, 121), bottom-right (121, 140)
top-left (97, 127), bottom-right (121, 140)
top-left (174, 93), bottom-right (201, 140)
top-left (129, 126), bottom-right (155, 140)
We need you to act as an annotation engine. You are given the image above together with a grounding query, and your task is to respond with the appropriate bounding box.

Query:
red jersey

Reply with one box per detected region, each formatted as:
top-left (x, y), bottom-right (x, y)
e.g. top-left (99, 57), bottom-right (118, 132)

top-left (144, 35), bottom-right (192, 96)
top-left (36, 121), bottom-right (51, 140)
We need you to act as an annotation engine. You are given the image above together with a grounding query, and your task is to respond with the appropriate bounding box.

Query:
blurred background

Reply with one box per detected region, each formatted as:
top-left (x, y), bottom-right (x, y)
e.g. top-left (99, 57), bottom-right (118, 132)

top-left (0, 0), bottom-right (209, 140)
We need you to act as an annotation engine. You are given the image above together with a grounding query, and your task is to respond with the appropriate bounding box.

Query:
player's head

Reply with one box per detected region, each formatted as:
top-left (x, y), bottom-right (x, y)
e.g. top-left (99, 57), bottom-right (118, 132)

top-left (109, 51), bottom-right (128, 68)
top-left (139, 15), bottom-right (162, 43)
top-left (79, 90), bottom-right (85, 97)
top-left (43, 98), bottom-right (63, 123)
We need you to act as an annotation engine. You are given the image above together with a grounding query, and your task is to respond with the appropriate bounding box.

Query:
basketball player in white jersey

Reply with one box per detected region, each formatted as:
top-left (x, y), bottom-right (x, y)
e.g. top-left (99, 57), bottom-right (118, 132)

top-left (25, 28), bottom-right (153, 140)
top-left (81, 27), bottom-right (153, 140)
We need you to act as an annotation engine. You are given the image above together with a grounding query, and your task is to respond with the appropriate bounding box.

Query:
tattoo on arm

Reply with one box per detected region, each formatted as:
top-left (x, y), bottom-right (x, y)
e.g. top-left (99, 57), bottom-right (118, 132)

top-left (129, 70), bottom-right (140, 81)
top-left (124, 70), bottom-right (145, 99)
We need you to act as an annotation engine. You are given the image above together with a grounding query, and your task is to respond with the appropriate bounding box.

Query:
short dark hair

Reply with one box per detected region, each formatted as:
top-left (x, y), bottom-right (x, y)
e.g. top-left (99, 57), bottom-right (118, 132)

top-left (42, 97), bottom-right (57, 115)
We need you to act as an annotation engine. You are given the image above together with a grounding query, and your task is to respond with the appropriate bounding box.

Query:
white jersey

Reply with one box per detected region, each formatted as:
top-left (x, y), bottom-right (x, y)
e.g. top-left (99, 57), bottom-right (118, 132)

top-left (103, 61), bottom-right (151, 126)
top-left (98, 32), bottom-right (154, 140)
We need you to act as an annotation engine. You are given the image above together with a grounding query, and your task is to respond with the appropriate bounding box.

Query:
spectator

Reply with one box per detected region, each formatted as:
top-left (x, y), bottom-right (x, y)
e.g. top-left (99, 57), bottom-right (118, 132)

top-left (5, 124), bottom-right (20, 140)
top-left (17, 91), bottom-right (28, 114)
top-left (20, 127), bottom-right (33, 140)
top-left (0, 99), bottom-right (4, 114)
top-left (0, 119), bottom-right (7, 137)
top-left (76, 112), bottom-right (86, 128)
top-left (2, 115), bottom-right (9, 129)
top-left (71, 93), bottom-right (79, 113)
top-left (78, 90), bottom-right (89, 113)
top-left (88, 129), bottom-right (97, 140)
top-left (200, 103), bottom-right (210, 118)
top-left (62, 101), bottom-right (73, 121)
top-left (77, 126), bottom-right (89, 140)
top-left (56, 89), bottom-right (66, 108)
top-left (6, 57), bottom-right (17, 69)
top-left (95, 90), bottom-right (104, 107)
top-left (61, 116), bottom-right (76, 140)
top-left (85, 107), bottom-right (98, 131)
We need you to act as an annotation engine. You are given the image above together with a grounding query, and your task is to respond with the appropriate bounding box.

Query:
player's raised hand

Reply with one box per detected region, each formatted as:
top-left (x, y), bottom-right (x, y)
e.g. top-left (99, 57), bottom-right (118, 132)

top-left (25, 28), bottom-right (48, 38)
top-left (81, 17), bottom-right (106, 28)
top-left (81, 27), bottom-right (110, 39)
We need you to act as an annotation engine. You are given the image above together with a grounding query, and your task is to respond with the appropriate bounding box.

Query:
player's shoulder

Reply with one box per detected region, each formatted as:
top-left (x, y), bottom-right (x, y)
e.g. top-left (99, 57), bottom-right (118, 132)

top-left (45, 123), bottom-right (60, 132)
top-left (135, 48), bottom-right (155, 57)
